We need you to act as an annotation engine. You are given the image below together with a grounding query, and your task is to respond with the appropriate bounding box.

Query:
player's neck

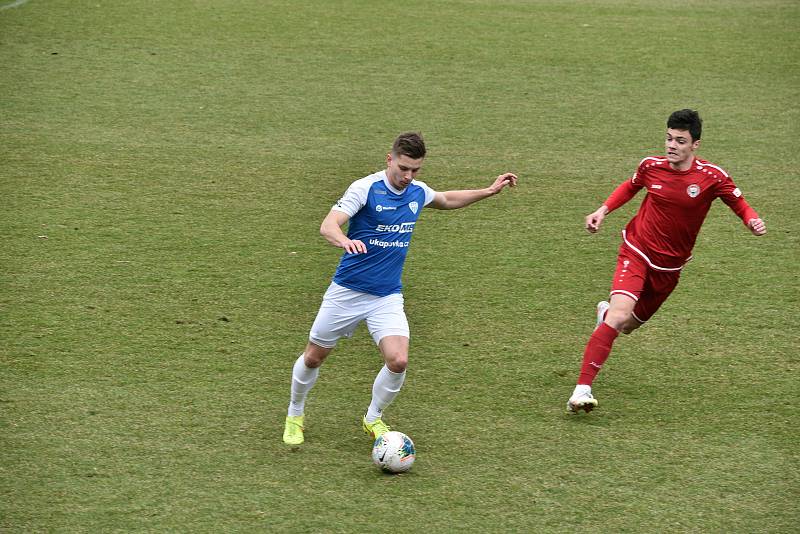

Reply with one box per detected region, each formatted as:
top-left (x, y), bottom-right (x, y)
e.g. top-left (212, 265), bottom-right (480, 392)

top-left (383, 171), bottom-right (408, 194)
top-left (669, 156), bottom-right (695, 172)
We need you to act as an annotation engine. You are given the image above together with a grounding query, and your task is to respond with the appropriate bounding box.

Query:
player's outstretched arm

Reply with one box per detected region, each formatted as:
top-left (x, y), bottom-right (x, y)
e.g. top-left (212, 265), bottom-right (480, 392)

top-left (748, 218), bottom-right (767, 236)
top-left (723, 194), bottom-right (766, 237)
top-left (585, 205), bottom-right (609, 233)
top-left (320, 210), bottom-right (367, 253)
top-left (486, 172), bottom-right (518, 195)
top-left (430, 172), bottom-right (517, 210)
top-left (586, 178), bottom-right (641, 233)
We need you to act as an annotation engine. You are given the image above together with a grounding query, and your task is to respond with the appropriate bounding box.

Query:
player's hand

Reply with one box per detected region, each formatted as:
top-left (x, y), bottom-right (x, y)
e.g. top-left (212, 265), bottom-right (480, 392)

top-left (342, 239), bottom-right (367, 254)
top-left (585, 206), bottom-right (608, 233)
top-left (488, 172), bottom-right (518, 194)
top-left (748, 218), bottom-right (766, 236)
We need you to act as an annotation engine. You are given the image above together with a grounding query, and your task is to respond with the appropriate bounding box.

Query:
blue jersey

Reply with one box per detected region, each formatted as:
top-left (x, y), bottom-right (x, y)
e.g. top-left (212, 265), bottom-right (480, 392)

top-left (331, 171), bottom-right (436, 296)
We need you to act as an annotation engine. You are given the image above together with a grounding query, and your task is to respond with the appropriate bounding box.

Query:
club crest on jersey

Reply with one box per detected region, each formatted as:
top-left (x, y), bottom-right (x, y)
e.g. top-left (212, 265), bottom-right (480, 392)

top-left (686, 184), bottom-right (701, 198)
top-left (409, 201), bottom-right (419, 214)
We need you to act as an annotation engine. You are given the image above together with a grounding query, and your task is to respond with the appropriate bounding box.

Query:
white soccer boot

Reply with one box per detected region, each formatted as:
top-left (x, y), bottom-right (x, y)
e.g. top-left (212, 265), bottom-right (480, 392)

top-left (567, 386), bottom-right (598, 414)
top-left (595, 301), bottom-right (610, 331)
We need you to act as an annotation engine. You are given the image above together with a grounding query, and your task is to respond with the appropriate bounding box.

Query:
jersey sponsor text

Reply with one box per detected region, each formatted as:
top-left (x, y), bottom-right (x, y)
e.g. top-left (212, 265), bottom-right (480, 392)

top-left (376, 222), bottom-right (416, 233)
top-left (369, 238), bottom-right (410, 249)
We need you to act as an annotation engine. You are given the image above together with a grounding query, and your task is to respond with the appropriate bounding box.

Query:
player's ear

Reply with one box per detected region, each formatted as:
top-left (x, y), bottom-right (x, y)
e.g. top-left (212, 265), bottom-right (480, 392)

top-left (386, 153), bottom-right (393, 166)
top-left (692, 139), bottom-right (701, 151)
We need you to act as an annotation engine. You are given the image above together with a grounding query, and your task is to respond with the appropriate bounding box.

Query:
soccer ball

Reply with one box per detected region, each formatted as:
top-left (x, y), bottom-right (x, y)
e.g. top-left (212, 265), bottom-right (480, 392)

top-left (371, 431), bottom-right (416, 473)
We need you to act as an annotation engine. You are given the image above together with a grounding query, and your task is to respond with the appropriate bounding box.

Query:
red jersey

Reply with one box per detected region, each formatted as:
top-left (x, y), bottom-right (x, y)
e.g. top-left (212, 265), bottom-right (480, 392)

top-left (604, 156), bottom-right (758, 270)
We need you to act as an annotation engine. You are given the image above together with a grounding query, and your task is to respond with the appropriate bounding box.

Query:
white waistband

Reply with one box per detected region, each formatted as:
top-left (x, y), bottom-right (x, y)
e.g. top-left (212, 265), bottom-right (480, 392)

top-left (622, 230), bottom-right (689, 272)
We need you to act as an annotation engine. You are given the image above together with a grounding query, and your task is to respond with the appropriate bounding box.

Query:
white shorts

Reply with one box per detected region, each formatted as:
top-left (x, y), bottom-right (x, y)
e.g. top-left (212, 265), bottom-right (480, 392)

top-left (309, 282), bottom-right (409, 349)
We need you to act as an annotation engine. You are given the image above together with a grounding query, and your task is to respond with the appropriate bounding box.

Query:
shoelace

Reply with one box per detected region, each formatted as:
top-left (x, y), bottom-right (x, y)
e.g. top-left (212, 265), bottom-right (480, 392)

top-left (367, 419), bottom-right (390, 435)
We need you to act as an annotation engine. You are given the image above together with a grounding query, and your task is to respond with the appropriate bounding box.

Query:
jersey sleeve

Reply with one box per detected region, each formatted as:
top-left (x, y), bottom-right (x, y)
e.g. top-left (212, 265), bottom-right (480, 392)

top-left (332, 177), bottom-right (371, 217)
top-left (412, 179), bottom-right (437, 206)
top-left (717, 175), bottom-right (759, 224)
top-left (604, 162), bottom-right (647, 212)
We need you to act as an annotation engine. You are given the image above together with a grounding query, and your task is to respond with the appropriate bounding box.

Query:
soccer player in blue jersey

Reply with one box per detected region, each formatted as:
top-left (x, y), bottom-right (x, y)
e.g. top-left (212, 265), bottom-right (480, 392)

top-left (283, 132), bottom-right (517, 445)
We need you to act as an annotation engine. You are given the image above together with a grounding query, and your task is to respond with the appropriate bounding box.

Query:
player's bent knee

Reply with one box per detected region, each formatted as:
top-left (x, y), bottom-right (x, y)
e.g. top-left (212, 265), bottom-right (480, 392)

top-left (304, 342), bottom-right (332, 368)
top-left (386, 357), bottom-right (408, 373)
top-left (619, 317), bottom-right (643, 335)
top-left (605, 310), bottom-right (630, 331)
top-left (377, 335), bottom-right (409, 373)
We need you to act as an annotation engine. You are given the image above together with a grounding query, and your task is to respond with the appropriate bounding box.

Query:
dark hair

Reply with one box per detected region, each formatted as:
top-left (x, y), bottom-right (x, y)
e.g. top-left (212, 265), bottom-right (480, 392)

top-left (667, 109), bottom-right (702, 141)
top-left (392, 132), bottom-right (426, 159)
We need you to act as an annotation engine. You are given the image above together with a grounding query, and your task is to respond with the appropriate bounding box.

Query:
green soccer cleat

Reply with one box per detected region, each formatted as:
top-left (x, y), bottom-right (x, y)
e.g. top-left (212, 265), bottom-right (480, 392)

top-left (283, 415), bottom-right (305, 445)
top-left (362, 415), bottom-right (390, 441)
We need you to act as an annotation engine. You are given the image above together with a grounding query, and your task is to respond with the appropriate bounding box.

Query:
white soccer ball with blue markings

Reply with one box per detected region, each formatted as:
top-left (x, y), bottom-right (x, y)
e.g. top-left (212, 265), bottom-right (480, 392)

top-left (371, 431), bottom-right (416, 473)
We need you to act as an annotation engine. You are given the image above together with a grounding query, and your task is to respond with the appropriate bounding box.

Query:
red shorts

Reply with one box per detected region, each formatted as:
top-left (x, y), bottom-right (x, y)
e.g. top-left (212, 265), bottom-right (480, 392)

top-left (610, 244), bottom-right (681, 323)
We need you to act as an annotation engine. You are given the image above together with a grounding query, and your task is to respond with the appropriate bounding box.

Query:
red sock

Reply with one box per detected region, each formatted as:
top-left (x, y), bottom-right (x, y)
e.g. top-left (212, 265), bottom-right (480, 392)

top-left (578, 323), bottom-right (619, 386)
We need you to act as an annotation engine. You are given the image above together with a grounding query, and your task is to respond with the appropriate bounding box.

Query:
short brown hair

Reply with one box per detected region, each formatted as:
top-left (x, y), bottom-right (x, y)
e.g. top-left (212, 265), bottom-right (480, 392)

top-left (392, 132), bottom-right (426, 159)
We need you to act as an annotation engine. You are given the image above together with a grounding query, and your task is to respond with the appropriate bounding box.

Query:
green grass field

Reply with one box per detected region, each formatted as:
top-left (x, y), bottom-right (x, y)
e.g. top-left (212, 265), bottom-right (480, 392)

top-left (2, 0), bottom-right (798, 531)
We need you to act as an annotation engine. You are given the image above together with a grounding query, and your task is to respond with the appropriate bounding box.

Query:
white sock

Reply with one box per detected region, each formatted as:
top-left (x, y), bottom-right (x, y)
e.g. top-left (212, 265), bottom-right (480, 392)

top-left (571, 384), bottom-right (592, 400)
top-left (365, 365), bottom-right (406, 422)
top-left (288, 353), bottom-right (319, 417)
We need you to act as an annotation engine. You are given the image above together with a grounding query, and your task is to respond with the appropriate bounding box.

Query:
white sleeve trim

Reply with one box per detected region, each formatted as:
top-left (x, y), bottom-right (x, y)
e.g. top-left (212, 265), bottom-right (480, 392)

top-left (412, 179), bottom-right (437, 206)
top-left (332, 176), bottom-right (376, 217)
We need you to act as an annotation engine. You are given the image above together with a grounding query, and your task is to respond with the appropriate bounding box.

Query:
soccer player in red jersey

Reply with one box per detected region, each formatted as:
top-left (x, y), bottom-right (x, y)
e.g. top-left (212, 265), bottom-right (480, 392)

top-left (567, 109), bottom-right (767, 413)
